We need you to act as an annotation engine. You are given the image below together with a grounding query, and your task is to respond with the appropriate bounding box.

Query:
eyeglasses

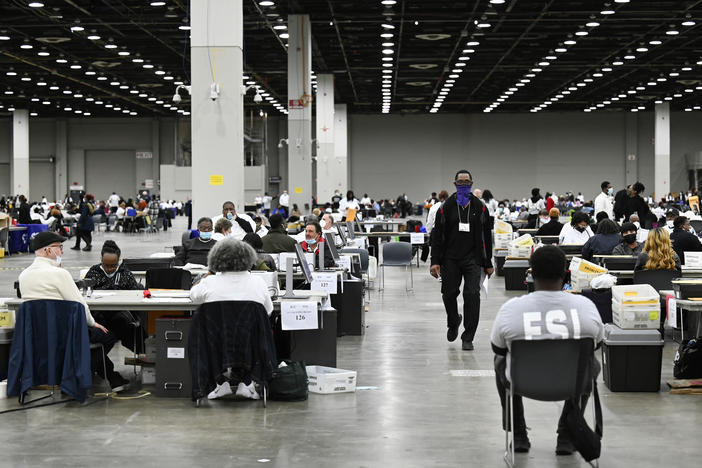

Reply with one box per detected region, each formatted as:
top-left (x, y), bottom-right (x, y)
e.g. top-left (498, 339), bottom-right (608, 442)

top-left (454, 180), bottom-right (473, 186)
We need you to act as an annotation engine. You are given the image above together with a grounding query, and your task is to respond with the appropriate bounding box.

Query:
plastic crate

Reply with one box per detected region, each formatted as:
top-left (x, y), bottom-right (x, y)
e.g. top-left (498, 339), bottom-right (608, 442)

top-left (494, 233), bottom-right (512, 249)
top-left (612, 284), bottom-right (659, 304)
top-left (306, 366), bottom-right (357, 394)
top-left (612, 301), bottom-right (660, 329)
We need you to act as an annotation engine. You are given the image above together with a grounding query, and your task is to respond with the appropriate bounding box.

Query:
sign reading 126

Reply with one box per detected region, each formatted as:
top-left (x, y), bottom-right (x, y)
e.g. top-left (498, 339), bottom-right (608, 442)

top-left (281, 300), bottom-right (318, 331)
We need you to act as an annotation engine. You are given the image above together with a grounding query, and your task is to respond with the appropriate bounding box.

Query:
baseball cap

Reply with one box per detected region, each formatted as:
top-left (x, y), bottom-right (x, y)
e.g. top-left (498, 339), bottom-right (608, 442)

top-left (30, 231), bottom-right (66, 251)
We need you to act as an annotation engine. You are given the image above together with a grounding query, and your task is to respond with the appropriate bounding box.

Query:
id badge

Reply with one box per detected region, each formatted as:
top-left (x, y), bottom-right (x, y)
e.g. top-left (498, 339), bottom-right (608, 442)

top-left (459, 222), bottom-right (470, 232)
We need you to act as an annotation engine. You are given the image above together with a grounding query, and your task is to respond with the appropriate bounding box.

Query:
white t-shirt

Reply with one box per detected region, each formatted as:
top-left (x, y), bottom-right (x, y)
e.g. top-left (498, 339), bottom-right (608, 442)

top-left (189, 271), bottom-right (273, 315)
top-left (426, 202), bottom-right (442, 233)
top-left (262, 196), bottom-right (272, 210)
top-left (559, 223), bottom-right (594, 244)
top-left (359, 197), bottom-right (371, 206)
top-left (490, 290), bottom-right (604, 381)
top-left (527, 198), bottom-right (546, 215)
top-left (108, 194), bottom-right (120, 208)
top-left (339, 198), bottom-right (360, 216)
top-left (279, 192), bottom-right (290, 207)
top-left (211, 213), bottom-right (256, 240)
top-left (594, 192), bottom-right (614, 220)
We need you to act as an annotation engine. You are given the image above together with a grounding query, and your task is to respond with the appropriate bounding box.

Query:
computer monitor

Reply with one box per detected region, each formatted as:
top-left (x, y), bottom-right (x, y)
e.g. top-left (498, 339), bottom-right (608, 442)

top-left (337, 224), bottom-right (348, 245)
top-left (294, 243), bottom-right (314, 284)
top-left (324, 232), bottom-right (341, 262)
top-left (602, 257), bottom-right (637, 271)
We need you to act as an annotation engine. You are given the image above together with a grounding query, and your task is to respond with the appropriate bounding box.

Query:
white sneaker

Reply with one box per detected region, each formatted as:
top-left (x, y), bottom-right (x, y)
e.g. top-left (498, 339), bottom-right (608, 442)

top-left (207, 381), bottom-right (233, 400)
top-left (235, 382), bottom-right (260, 400)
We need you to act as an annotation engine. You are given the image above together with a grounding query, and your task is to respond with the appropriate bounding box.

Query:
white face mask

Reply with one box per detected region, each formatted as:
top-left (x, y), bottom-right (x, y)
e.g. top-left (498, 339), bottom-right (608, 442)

top-left (53, 256), bottom-right (62, 266)
top-left (607, 187), bottom-right (614, 195)
top-left (633, 221), bottom-right (641, 229)
top-left (540, 217), bottom-right (550, 224)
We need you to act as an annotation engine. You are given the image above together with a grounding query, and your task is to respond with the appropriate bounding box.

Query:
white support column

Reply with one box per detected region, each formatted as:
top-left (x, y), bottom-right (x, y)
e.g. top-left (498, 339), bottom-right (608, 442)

top-left (190, 0), bottom-right (244, 221)
top-left (287, 14), bottom-right (313, 211)
top-left (315, 74), bottom-right (335, 205)
top-left (654, 103), bottom-right (671, 201)
top-left (333, 104), bottom-right (348, 192)
top-left (151, 118), bottom-right (160, 195)
top-left (12, 110), bottom-right (30, 197)
top-left (55, 119), bottom-right (68, 201)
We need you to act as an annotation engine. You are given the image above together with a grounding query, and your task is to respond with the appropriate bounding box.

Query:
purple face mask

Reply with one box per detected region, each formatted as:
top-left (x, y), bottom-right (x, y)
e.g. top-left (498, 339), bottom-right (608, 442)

top-left (456, 185), bottom-right (472, 206)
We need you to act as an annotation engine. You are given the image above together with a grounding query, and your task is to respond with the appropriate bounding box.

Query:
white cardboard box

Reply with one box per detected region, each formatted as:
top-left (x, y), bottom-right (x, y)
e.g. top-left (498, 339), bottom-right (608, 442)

top-left (306, 366), bottom-right (357, 394)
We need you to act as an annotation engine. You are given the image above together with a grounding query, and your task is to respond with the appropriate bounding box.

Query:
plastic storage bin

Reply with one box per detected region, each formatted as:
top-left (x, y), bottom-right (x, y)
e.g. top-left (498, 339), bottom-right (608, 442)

top-left (612, 284), bottom-right (659, 303)
top-left (494, 249), bottom-right (508, 277)
top-left (306, 366), bottom-right (357, 394)
top-left (612, 302), bottom-right (660, 329)
top-left (601, 324), bottom-right (663, 392)
top-left (504, 259), bottom-right (529, 291)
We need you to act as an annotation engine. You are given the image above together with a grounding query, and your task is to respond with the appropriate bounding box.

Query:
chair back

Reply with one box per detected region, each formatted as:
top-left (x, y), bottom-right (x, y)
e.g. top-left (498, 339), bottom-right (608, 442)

top-left (633, 268), bottom-right (678, 291)
top-left (123, 257), bottom-right (174, 272)
top-left (510, 338), bottom-right (594, 401)
top-left (689, 219), bottom-right (702, 234)
top-left (382, 242), bottom-right (412, 266)
top-left (146, 268), bottom-right (192, 290)
top-left (340, 247), bottom-right (370, 273)
top-left (8, 300), bottom-right (92, 402)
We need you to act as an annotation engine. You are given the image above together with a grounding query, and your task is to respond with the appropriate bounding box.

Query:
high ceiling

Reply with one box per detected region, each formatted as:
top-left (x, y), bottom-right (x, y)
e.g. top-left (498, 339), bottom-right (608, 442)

top-left (1, 0), bottom-right (702, 118)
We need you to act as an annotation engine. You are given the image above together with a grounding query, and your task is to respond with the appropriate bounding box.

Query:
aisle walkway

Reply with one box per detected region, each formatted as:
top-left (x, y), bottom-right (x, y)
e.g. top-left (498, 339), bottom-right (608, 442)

top-left (0, 218), bottom-right (698, 467)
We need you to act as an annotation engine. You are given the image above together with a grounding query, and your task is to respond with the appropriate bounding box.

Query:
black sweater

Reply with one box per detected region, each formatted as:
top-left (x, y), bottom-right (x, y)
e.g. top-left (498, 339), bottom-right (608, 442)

top-left (431, 193), bottom-right (493, 268)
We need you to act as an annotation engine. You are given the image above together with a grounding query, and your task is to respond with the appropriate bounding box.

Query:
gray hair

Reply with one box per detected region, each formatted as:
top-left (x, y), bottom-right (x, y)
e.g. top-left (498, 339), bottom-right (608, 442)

top-left (207, 238), bottom-right (257, 272)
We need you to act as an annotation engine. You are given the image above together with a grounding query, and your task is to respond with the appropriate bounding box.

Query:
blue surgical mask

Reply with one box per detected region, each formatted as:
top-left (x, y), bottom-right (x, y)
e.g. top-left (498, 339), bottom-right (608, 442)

top-left (307, 238), bottom-right (317, 245)
top-left (226, 213), bottom-right (234, 220)
top-left (101, 267), bottom-right (117, 279)
top-left (199, 231), bottom-right (212, 240)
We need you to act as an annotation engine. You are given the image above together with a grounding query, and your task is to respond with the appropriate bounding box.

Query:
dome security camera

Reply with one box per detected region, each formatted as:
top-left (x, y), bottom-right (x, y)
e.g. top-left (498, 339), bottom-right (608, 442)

top-left (172, 93), bottom-right (182, 103)
top-left (253, 92), bottom-right (263, 103)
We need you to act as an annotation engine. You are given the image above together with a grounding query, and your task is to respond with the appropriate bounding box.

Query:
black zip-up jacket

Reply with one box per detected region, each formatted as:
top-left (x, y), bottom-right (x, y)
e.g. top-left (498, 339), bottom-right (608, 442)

top-left (430, 193), bottom-right (493, 268)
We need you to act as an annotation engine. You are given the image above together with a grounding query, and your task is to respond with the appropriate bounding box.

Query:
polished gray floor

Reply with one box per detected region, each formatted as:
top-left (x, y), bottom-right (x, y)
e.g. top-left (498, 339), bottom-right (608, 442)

top-left (0, 217), bottom-right (698, 467)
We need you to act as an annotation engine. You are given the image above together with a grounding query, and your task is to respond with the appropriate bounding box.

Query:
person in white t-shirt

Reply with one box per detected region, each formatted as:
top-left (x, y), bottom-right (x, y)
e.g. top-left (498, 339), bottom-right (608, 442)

top-left (559, 211), bottom-right (594, 245)
top-left (359, 194), bottom-right (371, 207)
top-left (211, 201), bottom-right (256, 240)
top-left (593, 181), bottom-right (614, 220)
top-left (108, 192), bottom-right (121, 213)
top-left (279, 190), bottom-right (290, 208)
top-left (491, 245), bottom-right (604, 455)
top-left (262, 193), bottom-right (273, 215)
top-left (339, 190), bottom-right (361, 220)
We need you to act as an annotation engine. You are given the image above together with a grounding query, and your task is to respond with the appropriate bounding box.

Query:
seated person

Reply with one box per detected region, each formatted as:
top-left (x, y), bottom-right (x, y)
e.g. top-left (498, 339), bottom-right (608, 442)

top-left (491, 246), bottom-right (604, 454)
top-left (629, 213), bottom-right (649, 243)
top-left (301, 222), bottom-right (335, 269)
top-left (288, 204), bottom-right (302, 223)
top-left (535, 208), bottom-right (563, 236)
top-left (670, 216), bottom-right (702, 264)
top-left (174, 217), bottom-right (217, 266)
top-left (212, 201), bottom-right (255, 240)
top-left (254, 215), bottom-right (268, 238)
top-left (612, 222), bottom-right (644, 256)
top-left (635, 227), bottom-right (681, 271)
top-left (581, 219), bottom-right (621, 261)
top-left (261, 214), bottom-right (297, 253)
top-left (18, 232), bottom-right (129, 392)
top-left (84, 240), bottom-right (147, 354)
top-left (559, 211), bottom-right (593, 245)
top-left (242, 233), bottom-right (277, 271)
top-left (321, 213), bottom-right (342, 245)
top-left (189, 238), bottom-right (273, 400)
top-left (212, 218), bottom-right (232, 241)
top-left (271, 204), bottom-right (288, 219)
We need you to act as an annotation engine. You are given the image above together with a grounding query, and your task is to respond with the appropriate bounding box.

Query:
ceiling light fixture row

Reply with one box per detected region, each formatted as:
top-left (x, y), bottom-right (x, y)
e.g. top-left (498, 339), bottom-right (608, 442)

top-left (583, 63), bottom-right (702, 113)
top-left (486, 1), bottom-right (626, 113)
top-left (380, 0), bottom-right (395, 114)
top-left (429, 37), bottom-right (481, 114)
top-left (533, 12), bottom-right (698, 113)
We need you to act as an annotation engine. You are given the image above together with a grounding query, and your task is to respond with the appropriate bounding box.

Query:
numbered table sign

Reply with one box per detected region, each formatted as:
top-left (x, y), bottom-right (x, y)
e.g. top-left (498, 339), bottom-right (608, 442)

top-left (337, 255), bottom-right (352, 271)
top-left (281, 300), bottom-right (319, 331)
top-left (312, 272), bottom-right (338, 294)
top-left (410, 232), bottom-right (425, 244)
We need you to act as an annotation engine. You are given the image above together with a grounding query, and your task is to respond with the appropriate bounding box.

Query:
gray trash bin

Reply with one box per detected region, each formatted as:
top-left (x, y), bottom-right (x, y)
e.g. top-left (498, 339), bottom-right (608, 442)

top-left (503, 259), bottom-right (529, 291)
top-left (601, 324), bottom-right (664, 392)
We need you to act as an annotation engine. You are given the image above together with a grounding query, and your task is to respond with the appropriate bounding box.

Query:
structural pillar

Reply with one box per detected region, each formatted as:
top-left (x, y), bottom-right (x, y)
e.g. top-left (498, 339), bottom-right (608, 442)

top-left (12, 109), bottom-right (29, 197)
top-left (333, 104), bottom-right (349, 193)
top-left (287, 14), bottom-right (313, 211)
top-left (624, 113), bottom-right (638, 187)
top-left (315, 74), bottom-right (335, 204)
top-left (654, 103), bottom-right (671, 201)
top-left (55, 119), bottom-right (68, 201)
top-left (190, 0), bottom-right (244, 221)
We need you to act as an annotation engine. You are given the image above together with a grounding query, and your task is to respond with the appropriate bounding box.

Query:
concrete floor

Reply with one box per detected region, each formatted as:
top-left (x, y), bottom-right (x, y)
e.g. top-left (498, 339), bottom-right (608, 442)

top-left (0, 216), bottom-right (699, 467)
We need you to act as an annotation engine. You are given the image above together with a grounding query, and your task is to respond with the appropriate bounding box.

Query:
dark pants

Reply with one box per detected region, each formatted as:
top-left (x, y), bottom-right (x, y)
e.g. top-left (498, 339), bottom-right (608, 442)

top-left (494, 354), bottom-right (590, 438)
top-left (73, 229), bottom-right (92, 248)
top-left (526, 214), bottom-right (538, 229)
top-left (88, 326), bottom-right (119, 379)
top-left (92, 310), bottom-right (146, 354)
top-left (440, 257), bottom-right (481, 342)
